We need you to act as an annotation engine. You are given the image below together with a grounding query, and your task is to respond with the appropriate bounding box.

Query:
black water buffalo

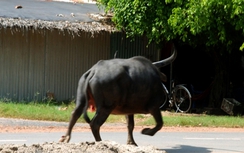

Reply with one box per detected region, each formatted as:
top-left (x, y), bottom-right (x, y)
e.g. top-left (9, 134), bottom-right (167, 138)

top-left (59, 45), bottom-right (177, 146)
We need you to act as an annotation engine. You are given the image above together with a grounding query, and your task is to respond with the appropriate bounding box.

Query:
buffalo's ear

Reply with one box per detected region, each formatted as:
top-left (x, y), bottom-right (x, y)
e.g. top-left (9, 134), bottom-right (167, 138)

top-left (160, 73), bottom-right (167, 82)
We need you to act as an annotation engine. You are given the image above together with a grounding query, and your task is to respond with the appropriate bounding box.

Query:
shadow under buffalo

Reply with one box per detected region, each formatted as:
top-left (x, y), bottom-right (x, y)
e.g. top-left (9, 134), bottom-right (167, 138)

top-left (161, 145), bottom-right (211, 153)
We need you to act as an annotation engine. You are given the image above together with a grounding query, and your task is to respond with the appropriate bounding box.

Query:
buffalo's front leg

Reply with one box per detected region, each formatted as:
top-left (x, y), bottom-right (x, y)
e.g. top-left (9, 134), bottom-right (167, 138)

top-left (59, 99), bottom-right (85, 143)
top-left (141, 109), bottom-right (163, 136)
top-left (126, 114), bottom-right (137, 146)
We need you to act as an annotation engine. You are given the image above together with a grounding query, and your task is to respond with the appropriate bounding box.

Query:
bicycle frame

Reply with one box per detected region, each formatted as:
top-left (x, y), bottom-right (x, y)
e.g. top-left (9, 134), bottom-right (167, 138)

top-left (160, 81), bottom-right (192, 113)
top-left (161, 82), bottom-right (174, 108)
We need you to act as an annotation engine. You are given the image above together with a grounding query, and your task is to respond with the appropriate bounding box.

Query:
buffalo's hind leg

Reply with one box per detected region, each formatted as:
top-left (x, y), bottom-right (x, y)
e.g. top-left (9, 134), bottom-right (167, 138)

top-left (141, 108), bottom-right (163, 136)
top-left (126, 114), bottom-right (137, 146)
top-left (90, 107), bottom-right (112, 142)
top-left (59, 97), bottom-right (85, 143)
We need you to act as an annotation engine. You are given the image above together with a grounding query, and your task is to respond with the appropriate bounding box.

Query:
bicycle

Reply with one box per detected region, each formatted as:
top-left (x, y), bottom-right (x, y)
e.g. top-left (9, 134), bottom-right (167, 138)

top-left (160, 80), bottom-right (192, 113)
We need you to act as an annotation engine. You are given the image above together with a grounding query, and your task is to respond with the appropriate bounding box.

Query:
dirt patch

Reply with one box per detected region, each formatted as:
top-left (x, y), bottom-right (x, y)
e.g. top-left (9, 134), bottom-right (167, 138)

top-left (1, 125), bottom-right (244, 133)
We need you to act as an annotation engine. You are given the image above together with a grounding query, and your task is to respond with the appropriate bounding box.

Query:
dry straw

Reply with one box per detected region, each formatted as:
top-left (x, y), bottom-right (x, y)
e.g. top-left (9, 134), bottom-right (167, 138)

top-left (0, 13), bottom-right (117, 37)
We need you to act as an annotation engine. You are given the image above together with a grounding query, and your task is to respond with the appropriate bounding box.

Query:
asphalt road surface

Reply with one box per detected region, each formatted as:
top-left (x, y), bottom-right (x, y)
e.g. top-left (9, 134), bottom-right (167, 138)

top-left (1, 131), bottom-right (244, 153)
top-left (0, 117), bottom-right (244, 153)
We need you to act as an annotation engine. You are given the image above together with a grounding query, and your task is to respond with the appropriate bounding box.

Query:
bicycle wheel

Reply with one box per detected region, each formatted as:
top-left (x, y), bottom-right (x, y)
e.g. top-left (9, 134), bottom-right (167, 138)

top-left (159, 83), bottom-right (168, 109)
top-left (172, 85), bottom-right (192, 113)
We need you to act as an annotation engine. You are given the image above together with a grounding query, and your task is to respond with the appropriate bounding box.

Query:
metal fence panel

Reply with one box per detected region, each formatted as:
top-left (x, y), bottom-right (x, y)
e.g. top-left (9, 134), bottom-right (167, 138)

top-left (110, 32), bottom-right (159, 61)
top-left (0, 28), bottom-right (110, 101)
top-left (0, 29), bottom-right (159, 102)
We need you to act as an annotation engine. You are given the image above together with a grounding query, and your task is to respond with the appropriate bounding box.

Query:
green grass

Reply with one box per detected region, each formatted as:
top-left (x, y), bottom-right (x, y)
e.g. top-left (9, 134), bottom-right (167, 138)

top-left (140, 115), bottom-right (244, 128)
top-left (0, 101), bottom-right (244, 128)
top-left (0, 101), bottom-right (75, 121)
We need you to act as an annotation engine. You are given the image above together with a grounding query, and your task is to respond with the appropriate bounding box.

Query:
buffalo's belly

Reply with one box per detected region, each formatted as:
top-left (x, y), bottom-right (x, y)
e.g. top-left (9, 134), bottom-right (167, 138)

top-left (111, 106), bottom-right (148, 115)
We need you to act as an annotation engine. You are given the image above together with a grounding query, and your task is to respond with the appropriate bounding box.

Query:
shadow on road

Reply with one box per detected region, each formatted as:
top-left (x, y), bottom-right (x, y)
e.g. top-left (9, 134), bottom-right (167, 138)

top-left (162, 145), bottom-right (211, 153)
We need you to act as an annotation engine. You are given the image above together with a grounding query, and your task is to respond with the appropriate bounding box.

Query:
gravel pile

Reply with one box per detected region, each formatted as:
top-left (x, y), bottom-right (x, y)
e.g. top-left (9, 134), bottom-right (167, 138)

top-left (0, 141), bottom-right (166, 153)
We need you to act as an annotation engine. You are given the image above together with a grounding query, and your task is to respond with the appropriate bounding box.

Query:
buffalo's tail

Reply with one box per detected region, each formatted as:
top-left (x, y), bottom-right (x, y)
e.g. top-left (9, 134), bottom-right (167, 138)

top-left (82, 69), bottom-right (95, 124)
top-left (152, 43), bottom-right (177, 68)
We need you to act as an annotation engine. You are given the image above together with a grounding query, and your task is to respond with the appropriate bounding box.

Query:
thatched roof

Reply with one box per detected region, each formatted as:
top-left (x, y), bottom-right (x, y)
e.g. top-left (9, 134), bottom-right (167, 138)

top-left (0, 15), bottom-right (116, 36)
top-left (0, 0), bottom-right (117, 36)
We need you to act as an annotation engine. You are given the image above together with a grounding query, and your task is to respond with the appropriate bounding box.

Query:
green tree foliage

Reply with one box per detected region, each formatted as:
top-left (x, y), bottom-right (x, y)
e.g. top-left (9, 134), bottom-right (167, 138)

top-left (169, 0), bottom-right (244, 53)
top-left (98, 0), bottom-right (244, 51)
top-left (97, 0), bottom-right (244, 107)
top-left (98, 0), bottom-right (176, 44)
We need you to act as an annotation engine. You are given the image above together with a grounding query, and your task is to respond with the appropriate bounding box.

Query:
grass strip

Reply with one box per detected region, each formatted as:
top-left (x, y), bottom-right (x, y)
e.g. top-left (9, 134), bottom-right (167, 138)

top-left (0, 101), bottom-right (243, 128)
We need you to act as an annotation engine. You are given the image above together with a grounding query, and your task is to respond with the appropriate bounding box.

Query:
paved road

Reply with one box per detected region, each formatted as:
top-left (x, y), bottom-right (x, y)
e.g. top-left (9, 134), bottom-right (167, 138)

top-left (0, 118), bottom-right (244, 153)
top-left (1, 131), bottom-right (244, 153)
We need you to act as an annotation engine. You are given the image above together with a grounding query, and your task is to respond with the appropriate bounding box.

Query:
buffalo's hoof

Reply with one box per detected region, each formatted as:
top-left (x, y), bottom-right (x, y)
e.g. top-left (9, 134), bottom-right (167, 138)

top-left (59, 135), bottom-right (70, 143)
top-left (127, 141), bottom-right (137, 146)
top-left (141, 128), bottom-right (156, 136)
